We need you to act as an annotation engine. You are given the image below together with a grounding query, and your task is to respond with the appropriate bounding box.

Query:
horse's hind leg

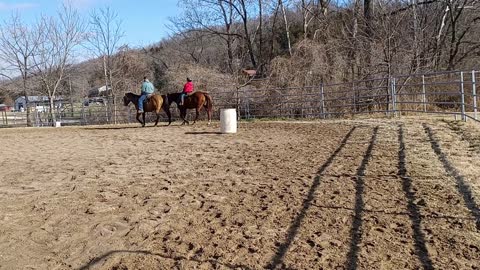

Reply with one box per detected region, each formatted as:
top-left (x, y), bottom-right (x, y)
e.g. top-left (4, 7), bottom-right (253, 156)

top-left (154, 112), bottom-right (160, 126)
top-left (207, 108), bottom-right (212, 125)
top-left (203, 100), bottom-right (212, 125)
top-left (179, 109), bottom-right (189, 125)
top-left (193, 108), bottom-right (200, 124)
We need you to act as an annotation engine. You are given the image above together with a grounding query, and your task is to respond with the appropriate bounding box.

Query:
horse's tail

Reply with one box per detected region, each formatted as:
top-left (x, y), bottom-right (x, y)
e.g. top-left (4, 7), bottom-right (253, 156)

top-left (204, 92), bottom-right (213, 123)
top-left (161, 94), bottom-right (169, 108)
top-left (204, 92), bottom-right (213, 111)
top-left (161, 94), bottom-right (172, 125)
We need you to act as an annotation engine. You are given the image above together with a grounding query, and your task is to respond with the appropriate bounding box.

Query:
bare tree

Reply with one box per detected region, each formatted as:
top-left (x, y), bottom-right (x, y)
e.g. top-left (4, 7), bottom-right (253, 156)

top-left (279, 0), bottom-right (293, 56)
top-left (300, 0), bottom-right (315, 39)
top-left (258, 0), bottom-right (264, 72)
top-left (220, 0), bottom-right (237, 72)
top-left (443, 0), bottom-right (480, 70)
top-left (87, 7), bottom-right (124, 123)
top-left (31, 4), bottom-right (86, 124)
top-left (364, 0), bottom-right (373, 74)
top-left (0, 13), bottom-right (42, 126)
top-left (173, 0), bottom-right (241, 73)
top-left (234, 0), bottom-right (258, 68)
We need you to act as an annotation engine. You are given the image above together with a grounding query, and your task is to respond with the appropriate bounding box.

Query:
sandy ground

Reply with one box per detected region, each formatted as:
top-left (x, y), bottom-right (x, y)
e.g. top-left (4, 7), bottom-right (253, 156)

top-left (0, 117), bottom-right (479, 270)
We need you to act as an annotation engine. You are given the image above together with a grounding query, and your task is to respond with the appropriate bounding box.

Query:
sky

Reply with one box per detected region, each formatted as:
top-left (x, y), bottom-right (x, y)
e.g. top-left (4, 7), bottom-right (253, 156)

top-left (0, 0), bottom-right (182, 48)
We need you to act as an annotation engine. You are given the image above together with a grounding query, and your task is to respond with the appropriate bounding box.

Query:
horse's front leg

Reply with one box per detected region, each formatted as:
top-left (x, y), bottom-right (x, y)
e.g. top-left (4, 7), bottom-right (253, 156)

top-left (142, 112), bottom-right (146, 127)
top-left (181, 109), bottom-right (189, 125)
top-left (164, 105), bottom-right (172, 125)
top-left (136, 112), bottom-right (143, 126)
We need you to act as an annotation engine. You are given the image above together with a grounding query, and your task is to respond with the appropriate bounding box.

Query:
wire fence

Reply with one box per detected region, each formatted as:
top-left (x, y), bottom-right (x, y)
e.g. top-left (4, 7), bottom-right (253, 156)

top-left (215, 70), bottom-right (479, 123)
top-left (1, 70), bottom-right (478, 128)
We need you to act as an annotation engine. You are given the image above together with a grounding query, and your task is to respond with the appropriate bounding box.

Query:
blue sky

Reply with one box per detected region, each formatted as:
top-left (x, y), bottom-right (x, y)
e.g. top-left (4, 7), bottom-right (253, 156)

top-left (0, 0), bottom-right (181, 48)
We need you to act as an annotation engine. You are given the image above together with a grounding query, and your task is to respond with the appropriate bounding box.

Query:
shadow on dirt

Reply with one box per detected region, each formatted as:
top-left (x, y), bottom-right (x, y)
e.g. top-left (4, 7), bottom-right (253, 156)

top-left (77, 250), bottom-right (252, 270)
top-left (423, 123), bottom-right (480, 230)
top-left (345, 126), bottom-right (378, 270)
top-left (398, 125), bottom-right (434, 270)
top-left (267, 126), bottom-right (357, 269)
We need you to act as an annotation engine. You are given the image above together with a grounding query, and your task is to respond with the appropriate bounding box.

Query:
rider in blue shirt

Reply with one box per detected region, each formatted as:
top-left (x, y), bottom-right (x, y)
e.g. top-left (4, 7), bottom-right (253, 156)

top-left (138, 76), bottom-right (154, 113)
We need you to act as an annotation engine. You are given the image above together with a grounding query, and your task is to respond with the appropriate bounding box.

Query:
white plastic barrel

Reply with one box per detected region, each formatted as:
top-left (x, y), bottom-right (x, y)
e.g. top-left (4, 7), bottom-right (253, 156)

top-left (220, 108), bottom-right (237, 134)
top-left (55, 121), bottom-right (61, 127)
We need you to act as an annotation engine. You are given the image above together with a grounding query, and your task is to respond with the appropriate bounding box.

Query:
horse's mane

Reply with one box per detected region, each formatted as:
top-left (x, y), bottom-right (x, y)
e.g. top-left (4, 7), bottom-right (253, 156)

top-left (126, 92), bottom-right (140, 98)
top-left (167, 92), bottom-right (181, 97)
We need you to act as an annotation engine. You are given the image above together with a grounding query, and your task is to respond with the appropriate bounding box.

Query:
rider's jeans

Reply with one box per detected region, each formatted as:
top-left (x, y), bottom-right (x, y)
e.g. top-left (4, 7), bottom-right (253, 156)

top-left (138, 93), bottom-right (148, 111)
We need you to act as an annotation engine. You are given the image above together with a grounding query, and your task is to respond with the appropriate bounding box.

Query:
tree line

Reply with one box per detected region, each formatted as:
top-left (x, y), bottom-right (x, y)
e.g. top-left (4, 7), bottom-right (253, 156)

top-left (1, 1), bottom-right (479, 125)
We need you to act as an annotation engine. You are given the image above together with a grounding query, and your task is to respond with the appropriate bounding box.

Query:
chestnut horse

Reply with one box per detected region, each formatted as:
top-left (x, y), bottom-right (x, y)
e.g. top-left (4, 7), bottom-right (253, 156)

top-left (166, 92), bottom-right (213, 125)
top-left (123, 92), bottom-right (172, 127)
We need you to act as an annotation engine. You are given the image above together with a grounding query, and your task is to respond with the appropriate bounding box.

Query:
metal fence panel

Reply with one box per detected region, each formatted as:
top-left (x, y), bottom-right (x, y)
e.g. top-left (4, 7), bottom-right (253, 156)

top-left (2, 70), bottom-right (479, 128)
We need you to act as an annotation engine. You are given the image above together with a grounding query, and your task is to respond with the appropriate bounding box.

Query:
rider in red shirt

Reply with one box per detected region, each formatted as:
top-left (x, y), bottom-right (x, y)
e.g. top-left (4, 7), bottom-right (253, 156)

top-left (180, 77), bottom-right (194, 105)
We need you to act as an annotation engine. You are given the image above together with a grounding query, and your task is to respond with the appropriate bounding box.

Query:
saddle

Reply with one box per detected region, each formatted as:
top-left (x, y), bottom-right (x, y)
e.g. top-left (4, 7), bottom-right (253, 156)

top-left (178, 92), bottom-right (193, 104)
top-left (143, 94), bottom-right (154, 104)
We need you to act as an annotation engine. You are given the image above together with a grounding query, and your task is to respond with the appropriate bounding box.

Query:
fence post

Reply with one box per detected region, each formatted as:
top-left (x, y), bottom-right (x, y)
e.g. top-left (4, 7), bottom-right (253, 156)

top-left (320, 83), bottom-right (326, 119)
top-left (352, 81), bottom-right (356, 116)
top-left (460, 71), bottom-right (466, 121)
top-left (246, 97), bottom-right (250, 119)
top-left (394, 77), bottom-right (398, 117)
top-left (473, 70), bottom-right (477, 120)
top-left (390, 77), bottom-right (396, 117)
top-left (422, 75), bottom-right (427, 112)
top-left (235, 88), bottom-right (240, 120)
top-left (81, 102), bottom-right (86, 125)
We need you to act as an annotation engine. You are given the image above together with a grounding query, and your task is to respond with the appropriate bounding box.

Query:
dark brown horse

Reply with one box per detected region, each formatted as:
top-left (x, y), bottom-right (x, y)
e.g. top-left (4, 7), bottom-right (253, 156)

top-left (123, 92), bottom-right (172, 127)
top-left (166, 92), bottom-right (213, 125)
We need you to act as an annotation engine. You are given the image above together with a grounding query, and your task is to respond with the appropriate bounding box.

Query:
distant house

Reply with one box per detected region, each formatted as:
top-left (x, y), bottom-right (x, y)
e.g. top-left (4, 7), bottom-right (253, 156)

top-left (84, 85), bottom-right (112, 106)
top-left (0, 104), bottom-right (12, 112)
top-left (14, 96), bottom-right (63, 112)
top-left (88, 85), bottom-right (112, 98)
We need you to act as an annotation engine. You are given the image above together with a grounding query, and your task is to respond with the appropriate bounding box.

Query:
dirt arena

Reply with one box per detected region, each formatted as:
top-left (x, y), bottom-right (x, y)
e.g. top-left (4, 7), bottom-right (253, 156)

top-left (0, 117), bottom-right (479, 269)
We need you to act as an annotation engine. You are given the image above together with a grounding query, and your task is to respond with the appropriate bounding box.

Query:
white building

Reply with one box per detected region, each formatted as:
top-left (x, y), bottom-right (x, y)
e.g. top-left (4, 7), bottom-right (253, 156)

top-left (88, 85), bottom-right (112, 98)
top-left (14, 96), bottom-right (63, 112)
